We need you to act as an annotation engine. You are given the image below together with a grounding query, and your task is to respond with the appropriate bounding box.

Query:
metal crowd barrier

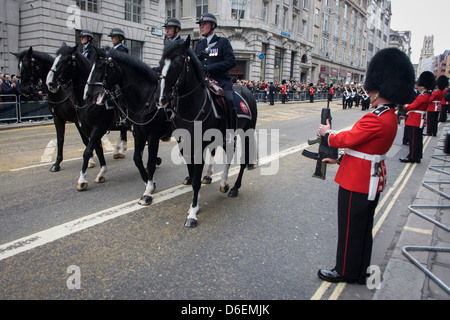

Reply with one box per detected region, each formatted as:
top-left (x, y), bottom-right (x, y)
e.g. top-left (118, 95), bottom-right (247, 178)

top-left (402, 124), bottom-right (450, 295)
top-left (0, 94), bottom-right (52, 123)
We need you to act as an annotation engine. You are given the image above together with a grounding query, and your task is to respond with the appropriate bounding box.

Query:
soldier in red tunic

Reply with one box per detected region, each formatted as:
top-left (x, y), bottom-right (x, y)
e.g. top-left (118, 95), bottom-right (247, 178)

top-left (425, 75), bottom-right (445, 136)
top-left (399, 71), bottom-right (436, 163)
top-left (316, 48), bottom-right (415, 284)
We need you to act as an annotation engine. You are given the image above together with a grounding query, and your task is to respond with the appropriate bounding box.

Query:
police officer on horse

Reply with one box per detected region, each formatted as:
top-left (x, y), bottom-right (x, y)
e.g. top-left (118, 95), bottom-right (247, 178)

top-left (163, 17), bottom-right (182, 42)
top-left (79, 29), bottom-right (98, 64)
top-left (195, 13), bottom-right (237, 142)
top-left (109, 28), bottom-right (128, 53)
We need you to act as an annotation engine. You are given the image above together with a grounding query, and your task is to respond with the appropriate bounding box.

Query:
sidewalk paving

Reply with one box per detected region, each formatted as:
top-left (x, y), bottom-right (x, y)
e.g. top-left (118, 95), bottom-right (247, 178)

top-left (373, 123), bottom-right (450, 300)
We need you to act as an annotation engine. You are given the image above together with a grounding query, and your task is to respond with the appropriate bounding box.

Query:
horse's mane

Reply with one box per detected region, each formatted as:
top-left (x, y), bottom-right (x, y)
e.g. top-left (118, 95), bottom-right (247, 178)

top-left (161, 39), bottom-right (205, 82)
top-left (18, 49), bottom-right (54, 67)
top-left (56, 44), bottom-right (92, 71)
top-left (108, 49), bottom-right (158, 83)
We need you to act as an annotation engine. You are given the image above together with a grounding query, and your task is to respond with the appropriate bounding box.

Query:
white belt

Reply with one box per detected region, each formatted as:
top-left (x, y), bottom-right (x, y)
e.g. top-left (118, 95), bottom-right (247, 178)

top-left (408, 110), bottom-right (427, 128)
top-left (345, 149), bottom-right (386, 201)
top-left (433, 101), bottom-right (440, 112)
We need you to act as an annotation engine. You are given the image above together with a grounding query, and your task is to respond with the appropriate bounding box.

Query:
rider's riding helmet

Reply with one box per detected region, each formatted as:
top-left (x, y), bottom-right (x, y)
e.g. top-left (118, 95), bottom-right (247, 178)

top-left (196, 13), bottom-right (217, 29)
top-left (108, 28), bottom-right (126, 41)
top-left (79, 29), bottom-right (94, 41)
top-left (163, 18), bottom-right (181, 32)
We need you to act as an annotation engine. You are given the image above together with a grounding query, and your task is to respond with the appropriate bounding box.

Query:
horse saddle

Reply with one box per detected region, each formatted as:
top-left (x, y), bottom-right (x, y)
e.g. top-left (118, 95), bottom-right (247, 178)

top-left (206, 78), bottom-right (252, 121)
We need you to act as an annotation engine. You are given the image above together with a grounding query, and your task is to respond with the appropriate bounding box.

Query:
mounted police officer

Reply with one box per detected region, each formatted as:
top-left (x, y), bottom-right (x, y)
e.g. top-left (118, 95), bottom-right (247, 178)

top-left (163, 17), bottom-right (182, 43)
top-left (108, 28), bottom-right (128, 53)
top-left (78, 29), bottom-right (98, 63)
top-left (195, 13), bottom-right (237, 142)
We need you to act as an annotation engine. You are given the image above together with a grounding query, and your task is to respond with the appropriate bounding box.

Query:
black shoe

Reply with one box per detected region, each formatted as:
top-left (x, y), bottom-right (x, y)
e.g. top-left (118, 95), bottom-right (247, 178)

top-left (399, 157), bottom-right (421, 164)
top-left (318, 269), bottom-right (359, 284)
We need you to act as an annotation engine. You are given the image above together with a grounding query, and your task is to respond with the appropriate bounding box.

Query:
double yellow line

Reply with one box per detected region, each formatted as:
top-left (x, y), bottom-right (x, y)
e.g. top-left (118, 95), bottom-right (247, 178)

top-left (311, 135), bottom-right (433, 300)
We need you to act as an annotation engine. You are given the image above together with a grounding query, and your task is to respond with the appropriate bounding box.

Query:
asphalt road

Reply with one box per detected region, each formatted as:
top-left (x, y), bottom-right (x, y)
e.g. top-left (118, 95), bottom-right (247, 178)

top-left (0, 100), bottom-right (434, 304)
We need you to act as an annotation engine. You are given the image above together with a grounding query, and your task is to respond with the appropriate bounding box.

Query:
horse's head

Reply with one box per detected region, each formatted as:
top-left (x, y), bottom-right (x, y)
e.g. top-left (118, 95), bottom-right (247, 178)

top-left (13, 47), bottom-right (48, 97)
top-left (158, 35), bottom-right (195, 108)
top-left (46, 42), bottom-right (82, 93)
top-left (83, 47), bottom-right (123, 105)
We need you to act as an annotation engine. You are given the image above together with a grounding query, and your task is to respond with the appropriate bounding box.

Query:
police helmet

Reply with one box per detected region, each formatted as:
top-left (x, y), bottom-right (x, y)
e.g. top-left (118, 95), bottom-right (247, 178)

top-left (109, 28), bottom-right (126, 40)
top-left (79, 29), bottom-right (94, 40)
top-left (196, 13), bottom-right (217, 29)
top-left (163, 18), bottom-right (181, 31)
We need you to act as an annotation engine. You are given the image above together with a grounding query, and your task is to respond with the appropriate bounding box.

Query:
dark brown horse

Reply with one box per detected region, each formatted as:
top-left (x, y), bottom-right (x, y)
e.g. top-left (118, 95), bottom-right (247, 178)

top-left (15, 47), bottom-right (93, 172)
top-left (158, 36), bottom-right (258, 228)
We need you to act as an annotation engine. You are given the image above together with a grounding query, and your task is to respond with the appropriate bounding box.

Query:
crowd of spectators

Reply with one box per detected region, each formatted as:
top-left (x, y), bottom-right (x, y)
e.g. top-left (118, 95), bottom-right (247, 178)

top-left (232, 78), bottom-right (352, 103)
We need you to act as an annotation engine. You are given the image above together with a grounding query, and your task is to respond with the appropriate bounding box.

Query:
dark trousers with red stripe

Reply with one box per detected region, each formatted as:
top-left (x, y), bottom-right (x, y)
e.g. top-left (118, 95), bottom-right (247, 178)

top-left (334, 187), bottom-right (380, 280)
top-left (406, 125), bottom-right (423, 161)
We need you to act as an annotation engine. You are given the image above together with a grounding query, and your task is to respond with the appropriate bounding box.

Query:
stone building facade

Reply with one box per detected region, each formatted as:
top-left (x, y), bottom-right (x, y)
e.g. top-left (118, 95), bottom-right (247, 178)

top-left (1, 0), bottom-right (392, 85)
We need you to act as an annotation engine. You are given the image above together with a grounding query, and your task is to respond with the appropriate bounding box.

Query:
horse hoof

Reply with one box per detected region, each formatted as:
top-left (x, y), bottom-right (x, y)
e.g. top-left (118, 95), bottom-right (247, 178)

top-left (202, 176), bottom-right (212, 184)
top-left (113, 153), bottom-right (126, 159)
top-left (156, 157), bottom-right (162, 166)
top-left (182, 176), bottom-right (192, 185)
top-left (50, 164), bottom-right (60, 172)
top-left (94, 176), bottom-right (106, 183)
top-left (77, 182), bottom-right (88, 191)
top-left (228, 189), bottom-right (239, 197)
top-left (220, 184), bottom-right (229, 193)
top-left (138, 195), bottom-right (153, 206)
top-left (185, 218), bottom-right (198, 228)
top-left (88, 162), bottom-right (96, 168)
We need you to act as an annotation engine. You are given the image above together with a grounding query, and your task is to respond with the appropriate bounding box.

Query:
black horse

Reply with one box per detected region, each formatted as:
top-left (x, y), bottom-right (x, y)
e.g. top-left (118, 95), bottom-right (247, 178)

top-left (46, 43), bottom-right (129, 191)
top-left (84, 47), bottom-right (172, 205)
top-left (158, 36), bottom-right (258, 228)
top-left (14, 47), bottom-right (93, 172)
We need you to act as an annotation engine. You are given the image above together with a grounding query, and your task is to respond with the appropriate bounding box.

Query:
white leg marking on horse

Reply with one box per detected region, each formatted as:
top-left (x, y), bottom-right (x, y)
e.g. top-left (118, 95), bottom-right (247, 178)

top-left (143, 180), bottom-right (155, 196)
top-left (78, 171), bottom-right (88, 184)
top-left (220, 164), bottom-right (231, 187)
top-left (187, 203), bottom-right (199, 221)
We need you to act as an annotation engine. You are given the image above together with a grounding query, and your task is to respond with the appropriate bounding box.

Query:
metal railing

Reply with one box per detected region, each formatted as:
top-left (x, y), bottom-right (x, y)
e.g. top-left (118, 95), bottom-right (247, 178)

top-left (0, 94), bottom-right (52, 123)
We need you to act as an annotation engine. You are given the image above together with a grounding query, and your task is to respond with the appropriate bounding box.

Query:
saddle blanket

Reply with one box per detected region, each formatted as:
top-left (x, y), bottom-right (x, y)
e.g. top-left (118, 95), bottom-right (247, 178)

top-left (233, 91), bottom-right (252, 120)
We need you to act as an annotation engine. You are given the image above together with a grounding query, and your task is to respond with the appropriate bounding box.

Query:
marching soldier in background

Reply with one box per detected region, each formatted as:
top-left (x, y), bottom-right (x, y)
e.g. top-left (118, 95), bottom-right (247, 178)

top-left (316, 48), bottom-right (415, 284)
top-left (78, 29), bottom-right (98, 64)
top-left (399, 71), bottom-right (436, 163)
top-left (195, 13), bottom-right (237, 141)
top-left (109, 28), bottom-right (128, 53)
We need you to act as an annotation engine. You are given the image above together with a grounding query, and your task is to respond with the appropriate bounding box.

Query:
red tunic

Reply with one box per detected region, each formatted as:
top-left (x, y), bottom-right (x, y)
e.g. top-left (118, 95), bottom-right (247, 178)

top-left (427, 89), bottom-right (444, 112)
top-left (327, 106), bottom-right (397, 195)
top-left (404, 92), bottom-right (430, 128)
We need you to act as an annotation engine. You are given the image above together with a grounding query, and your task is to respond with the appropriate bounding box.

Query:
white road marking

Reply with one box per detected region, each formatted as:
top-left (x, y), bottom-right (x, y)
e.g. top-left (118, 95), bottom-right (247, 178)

top-left (0, 141), bottom-right (319, 261)
top-left (40, 139), bottom-right (57, 163)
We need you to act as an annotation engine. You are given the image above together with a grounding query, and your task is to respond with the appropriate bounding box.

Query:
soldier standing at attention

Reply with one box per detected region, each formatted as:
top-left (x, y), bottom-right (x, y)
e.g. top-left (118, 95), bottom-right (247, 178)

top-left (399, 71), bottom-right (436, 163)
top-left (316, 48), bottom-right (415, 284)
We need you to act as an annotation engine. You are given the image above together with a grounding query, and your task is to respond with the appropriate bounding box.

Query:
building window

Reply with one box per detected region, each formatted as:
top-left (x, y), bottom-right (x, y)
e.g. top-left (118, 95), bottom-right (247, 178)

top-left (275, 5), bottom-right (280, 26)
top-left (231, 0), bottom-right (246, 20)
top-left (125, 0), bottom-right (142, 23)
top-left (314, 8), bottom-right (320, 27)
top-left (124, 39), bottom-right (143, 60)
top-left (76, 0), bottom-right (99, 13)
top-left (166, 0), bottom-right (176, 18)
top-left (196, 0), bottom-right (208, 19)
top-left (262, 1), bottom-right (268, 23)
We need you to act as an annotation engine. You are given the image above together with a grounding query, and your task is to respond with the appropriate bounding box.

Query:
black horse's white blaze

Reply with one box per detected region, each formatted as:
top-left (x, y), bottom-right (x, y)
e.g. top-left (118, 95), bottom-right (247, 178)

top-left (159, 58), bottom-right (171, 107)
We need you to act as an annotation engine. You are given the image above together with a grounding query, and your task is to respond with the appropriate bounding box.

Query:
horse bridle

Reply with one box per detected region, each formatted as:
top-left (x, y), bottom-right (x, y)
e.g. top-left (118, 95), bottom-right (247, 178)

top-left (161, 52), bottom-right (210, 125)
top-left (22, 57), bottom-right (47, 94)
top-left (87, 54), bottom-right (161, 126)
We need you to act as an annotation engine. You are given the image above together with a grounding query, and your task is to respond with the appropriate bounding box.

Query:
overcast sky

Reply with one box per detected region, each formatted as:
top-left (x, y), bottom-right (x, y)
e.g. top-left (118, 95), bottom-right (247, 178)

top-left (389, 0), bottom-right (448, 64)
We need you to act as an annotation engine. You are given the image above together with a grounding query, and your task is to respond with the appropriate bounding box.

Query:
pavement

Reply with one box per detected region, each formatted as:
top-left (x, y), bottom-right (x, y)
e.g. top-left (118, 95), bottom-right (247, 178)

top-left (1, 102), bottom-right (449, 300)
top-left (372, 122), bottom-right (450, 300)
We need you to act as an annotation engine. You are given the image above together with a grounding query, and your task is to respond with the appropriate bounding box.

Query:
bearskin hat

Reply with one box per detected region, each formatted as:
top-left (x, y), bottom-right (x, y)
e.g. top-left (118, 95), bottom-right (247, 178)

top-left (436, 75), bottom-right (449, 91)
top-left (364, 48), bottom-right (415, 105)
top-left (418, 71), bottom-right (436, 91)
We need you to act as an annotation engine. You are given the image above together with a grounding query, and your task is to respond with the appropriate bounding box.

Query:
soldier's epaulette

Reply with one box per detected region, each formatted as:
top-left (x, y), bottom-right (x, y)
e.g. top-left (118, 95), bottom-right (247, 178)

top-left (372, 105), bottom-right (390, 116)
